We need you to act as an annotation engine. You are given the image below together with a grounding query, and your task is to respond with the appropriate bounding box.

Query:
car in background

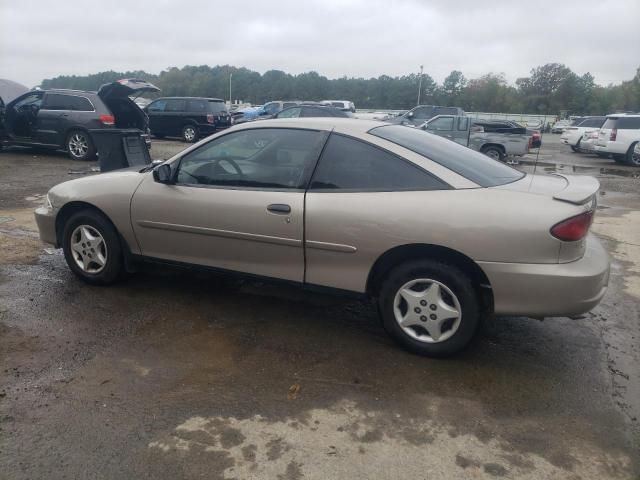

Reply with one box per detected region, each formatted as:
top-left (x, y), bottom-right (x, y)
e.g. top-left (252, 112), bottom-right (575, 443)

top-left (390, 105), bottom-right (465, 127)
top-left (595, 114), bottom-right (640, 165)
top-left (145, 97), bottom-right (231, 143)
top-left (273, 105), bottom-right (352, 119)
top-left (0, 78), bottom-right (159, 160)
top-left (321, 100), bottom-right (356, 113)
top-left (35, 118), bottom-right (609, 357)
top-left (579, 130), bottom-right (600, 154)
top-left (560, 117), bottom-right (606, 152)
top-left (551, 119), bottom-right (571, 133)
top-left (233, 100), bottom-right (304, 124)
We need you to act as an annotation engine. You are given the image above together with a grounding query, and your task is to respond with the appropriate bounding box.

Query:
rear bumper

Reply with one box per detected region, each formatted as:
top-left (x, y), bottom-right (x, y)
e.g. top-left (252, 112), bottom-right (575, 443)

top-left (34, 206), bottom-right (58, 247)
top-left (479, 234), bottom-right (610, 317)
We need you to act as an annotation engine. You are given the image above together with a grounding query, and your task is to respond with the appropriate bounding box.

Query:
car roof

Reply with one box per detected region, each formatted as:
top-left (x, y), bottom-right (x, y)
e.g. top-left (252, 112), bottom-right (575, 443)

top-left (47, 89), bottom-right (95, 95)
top-left (606, 113), bottom-right (640, 117)
top-left (232, 117), bottom-right (387, 134)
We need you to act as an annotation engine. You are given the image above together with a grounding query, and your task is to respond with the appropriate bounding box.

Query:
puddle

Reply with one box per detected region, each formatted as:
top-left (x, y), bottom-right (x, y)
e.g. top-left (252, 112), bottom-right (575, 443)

top-left (517, 160), bottom-right (640, 179)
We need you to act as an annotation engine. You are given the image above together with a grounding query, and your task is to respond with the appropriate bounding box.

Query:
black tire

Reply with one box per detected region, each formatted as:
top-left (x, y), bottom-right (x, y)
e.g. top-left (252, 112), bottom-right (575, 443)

top-left (378, 260), bottom-right (480, 357)
top-left (481, 146), bottom-right (504, 162)
top-left (62, 210), bottom-right (123, 285)
top-left (623, 142), bottom-right (640, 166)
top-left (182, 124), bottom-right (198, 143)
top-left (66, 130), bottom-right (96, 161)
top-left (570, 139), bottom-right (581, 153)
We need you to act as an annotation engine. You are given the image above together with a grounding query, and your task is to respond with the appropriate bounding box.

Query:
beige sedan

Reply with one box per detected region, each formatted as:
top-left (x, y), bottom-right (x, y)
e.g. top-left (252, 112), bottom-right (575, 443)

top-left (34, 118), bottom-right (610, 356)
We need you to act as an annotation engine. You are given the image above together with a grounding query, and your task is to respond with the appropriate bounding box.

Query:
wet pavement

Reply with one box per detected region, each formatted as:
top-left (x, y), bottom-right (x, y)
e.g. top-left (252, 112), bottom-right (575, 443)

top-left (1, 134), bottom-right (639, 479)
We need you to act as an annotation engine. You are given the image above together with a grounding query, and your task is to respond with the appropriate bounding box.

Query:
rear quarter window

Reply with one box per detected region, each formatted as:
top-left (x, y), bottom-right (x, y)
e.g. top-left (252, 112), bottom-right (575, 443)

top-left (617, 117), bottom-right (640, 129)
top-left (369, 125), bottom-right (524, 187)
top-left (207, 101), bottom-right (227, 113)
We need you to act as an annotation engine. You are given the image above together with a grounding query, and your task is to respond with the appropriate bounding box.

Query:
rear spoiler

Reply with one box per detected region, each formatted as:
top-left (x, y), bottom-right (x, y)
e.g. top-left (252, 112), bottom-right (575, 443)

top-left (551, 174), bottom-right (600, 205)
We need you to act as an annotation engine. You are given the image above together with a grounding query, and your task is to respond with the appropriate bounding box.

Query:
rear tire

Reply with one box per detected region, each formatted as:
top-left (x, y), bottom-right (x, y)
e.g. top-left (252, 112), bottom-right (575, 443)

top-left (182, 124), bottom-right (198, 143)
top-left (378, 260), bottom-right (480, 357)
top-left (481, 146), bottom-right (504, 162)
top-left (66, 130), bottom-right (95, 161)
top-left (62, 210), bottom-right (123, 285)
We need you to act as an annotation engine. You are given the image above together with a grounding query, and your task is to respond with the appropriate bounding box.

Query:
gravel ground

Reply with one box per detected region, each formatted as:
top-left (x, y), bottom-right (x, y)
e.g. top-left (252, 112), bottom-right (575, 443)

top-left (0, 133), bottom-right (639, 479)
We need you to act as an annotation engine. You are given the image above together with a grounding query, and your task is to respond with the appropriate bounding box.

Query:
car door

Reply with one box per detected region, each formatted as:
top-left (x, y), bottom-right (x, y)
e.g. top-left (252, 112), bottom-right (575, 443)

top-left (146, 99), bottom-right (167, 135)
top-left (304, 133), bottom-right (451, 292)
top-left (163, 99), bottom-right (187, 136)
top-left (37, 93), bottom-right (77, 145)
top-left (130, 127), bottom-right (328, 282)
top-left (424, 115), bottom-right (458, 143)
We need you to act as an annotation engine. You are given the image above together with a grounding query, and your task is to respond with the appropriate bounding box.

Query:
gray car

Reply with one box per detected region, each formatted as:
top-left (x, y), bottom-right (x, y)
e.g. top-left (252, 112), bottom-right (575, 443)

top-left (34, 118), bottom-right (610, 356)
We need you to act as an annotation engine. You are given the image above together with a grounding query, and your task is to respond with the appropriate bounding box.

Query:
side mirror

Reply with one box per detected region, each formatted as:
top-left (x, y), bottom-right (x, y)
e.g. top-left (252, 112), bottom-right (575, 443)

top-left (153, 164), bottom-right (173, 184)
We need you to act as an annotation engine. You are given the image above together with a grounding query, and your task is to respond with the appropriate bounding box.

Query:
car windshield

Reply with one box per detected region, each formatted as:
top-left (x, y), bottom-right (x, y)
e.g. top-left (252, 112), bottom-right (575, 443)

top-left (207, 101), bottom-right (227, 113)
top-left (369, 125), bottom-right (524, 187)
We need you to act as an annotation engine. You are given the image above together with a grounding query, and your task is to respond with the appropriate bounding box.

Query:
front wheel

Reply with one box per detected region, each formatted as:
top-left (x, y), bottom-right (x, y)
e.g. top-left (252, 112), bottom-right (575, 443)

top-left (378, 260), bottom-right (480, 356)
top-left (62, 210), bottom-right (123, 285)
top-left (182, 124), bottom-right (198, 143)
top-left (66, 130), bottom-right (95, 161)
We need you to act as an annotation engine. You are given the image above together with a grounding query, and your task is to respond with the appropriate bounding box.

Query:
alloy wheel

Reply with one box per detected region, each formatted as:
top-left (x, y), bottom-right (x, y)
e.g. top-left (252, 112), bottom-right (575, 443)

top-left (68, 133), bottom-right (88, 158)
top-left (393, 278), bottom-right (462, 343)
top-left (69, 225), bottom-right (108, 273)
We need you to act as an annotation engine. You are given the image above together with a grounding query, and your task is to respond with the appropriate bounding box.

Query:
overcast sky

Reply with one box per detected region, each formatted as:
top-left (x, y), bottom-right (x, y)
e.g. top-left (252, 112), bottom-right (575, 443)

top-left (1, 0), bottom-right (638, 87)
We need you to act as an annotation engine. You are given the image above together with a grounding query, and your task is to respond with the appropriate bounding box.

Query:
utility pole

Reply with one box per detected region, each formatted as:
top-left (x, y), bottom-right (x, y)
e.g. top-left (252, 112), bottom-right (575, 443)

top-left (417, 65), bottom-right (424, 106)
top-left (229, 72), bottom-right (233, 108)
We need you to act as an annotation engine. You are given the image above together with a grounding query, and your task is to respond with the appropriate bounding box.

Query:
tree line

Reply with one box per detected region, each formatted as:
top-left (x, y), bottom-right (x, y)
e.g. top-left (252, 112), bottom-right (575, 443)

top-left (40, 63), bottom-right (640, 115)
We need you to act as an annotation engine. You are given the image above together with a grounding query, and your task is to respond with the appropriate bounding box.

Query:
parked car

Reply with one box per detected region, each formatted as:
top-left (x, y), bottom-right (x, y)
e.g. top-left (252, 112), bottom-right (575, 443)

top-left (420, 115), bottom-right (530, 161)
top-left (321, 100), bottom-right (356, 113)
top-left (471, 119), bottom-right (541, 148)
top-left (595, 114), bottom-right (640, 165)
top-left (273, 105), bottom-right (352, 119)
top-left (390, 105), bottom-right (465, 127)
top-left (580, 130), bottom-right (600, 154)
top-left (560, 117), bottom-right (607, 152)
top-left (0, 78), bottom-right (159, 160)
top-left (145, 97), bottom-right (231, 143)
top-left (233, 101), bottom-right (304, 124)
top-left (551, 120), bottom-right (571, 133)
top-left (34, 118), bottom-right (609, 356)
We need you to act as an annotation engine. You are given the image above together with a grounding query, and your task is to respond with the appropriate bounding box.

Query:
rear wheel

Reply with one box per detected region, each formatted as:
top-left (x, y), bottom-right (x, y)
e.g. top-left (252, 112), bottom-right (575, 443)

top-left (624, 142), bottom-right (640, 166)
top-left (378, 260), bottom-right (480, 357)
top-left (62, 210), bottom-right (123, 285)
top-left (182, 124), bottom-right (198, 143)
top-left (570, 139), bottom-right (581, 152)
top-left (66, 130), bottom-right (95, 161)
top-left (481, 146), bottom-right (504, 162)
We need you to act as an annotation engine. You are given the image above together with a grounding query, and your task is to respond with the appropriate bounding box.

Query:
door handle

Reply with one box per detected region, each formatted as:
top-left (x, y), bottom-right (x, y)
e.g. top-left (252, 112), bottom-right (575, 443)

top-left (267, 204), bottom-right (291, 214)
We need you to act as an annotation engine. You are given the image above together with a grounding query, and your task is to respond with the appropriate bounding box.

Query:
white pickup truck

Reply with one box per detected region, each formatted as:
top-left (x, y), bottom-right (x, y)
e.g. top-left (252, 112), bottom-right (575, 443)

top-left (419, 115), bottom-right (531, 161)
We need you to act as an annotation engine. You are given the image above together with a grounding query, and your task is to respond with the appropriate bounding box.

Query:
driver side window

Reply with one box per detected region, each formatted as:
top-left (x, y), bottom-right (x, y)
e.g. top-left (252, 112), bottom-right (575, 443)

top-left (176, 128), bottom-right (327, 190)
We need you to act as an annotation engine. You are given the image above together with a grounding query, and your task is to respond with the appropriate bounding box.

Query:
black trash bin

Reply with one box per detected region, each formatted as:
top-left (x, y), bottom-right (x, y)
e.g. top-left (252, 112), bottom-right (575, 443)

top-left (90, 128), bottom-right (151, 173)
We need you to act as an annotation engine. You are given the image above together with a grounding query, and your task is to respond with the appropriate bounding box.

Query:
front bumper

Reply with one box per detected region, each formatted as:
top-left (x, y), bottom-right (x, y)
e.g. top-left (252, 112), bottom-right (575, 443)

top-left (478, 234), bottom-right (610, 317)
top-left (34, 206), bottom-right (58, 247)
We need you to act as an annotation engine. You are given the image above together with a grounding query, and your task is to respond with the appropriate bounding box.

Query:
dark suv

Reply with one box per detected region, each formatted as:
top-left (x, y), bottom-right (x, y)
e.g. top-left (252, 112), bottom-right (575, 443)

top-left (0, 79), bottom-right (159, 160)
top-left (145, 97), bottom-right (231, 143)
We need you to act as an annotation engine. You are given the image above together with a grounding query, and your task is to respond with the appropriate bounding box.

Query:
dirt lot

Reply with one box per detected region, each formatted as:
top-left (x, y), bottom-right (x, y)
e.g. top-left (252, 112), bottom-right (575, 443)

top-left (1, 135), bottom-right (639, 479)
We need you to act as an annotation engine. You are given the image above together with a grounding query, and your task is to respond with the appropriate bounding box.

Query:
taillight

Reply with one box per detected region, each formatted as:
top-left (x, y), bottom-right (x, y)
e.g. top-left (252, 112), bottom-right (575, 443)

top-left (610, 128), bottom-right (617, 141)
top-left (99, 114), bottom-right (115, 126)
top-left (206, 113), bottom-right (215, 124)
top-left (550, 211), bottom-right (594, 242)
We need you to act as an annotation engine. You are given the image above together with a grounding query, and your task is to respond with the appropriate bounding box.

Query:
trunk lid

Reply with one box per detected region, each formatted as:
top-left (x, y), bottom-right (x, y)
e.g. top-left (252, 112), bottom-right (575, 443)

top-left (495, 173), bottom-right (599, 205)
top-left (97, 78), bottom-right (160, 101)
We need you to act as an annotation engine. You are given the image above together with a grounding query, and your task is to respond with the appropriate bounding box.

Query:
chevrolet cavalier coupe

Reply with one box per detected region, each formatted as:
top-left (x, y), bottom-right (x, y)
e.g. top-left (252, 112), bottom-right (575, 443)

top-left (35, 118), bottom-right (610, 356)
